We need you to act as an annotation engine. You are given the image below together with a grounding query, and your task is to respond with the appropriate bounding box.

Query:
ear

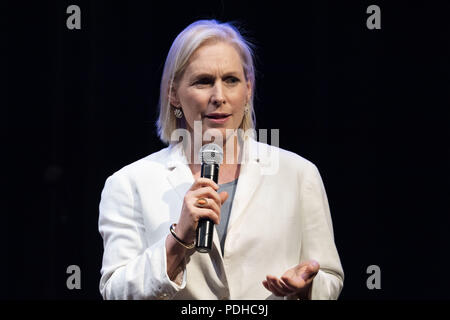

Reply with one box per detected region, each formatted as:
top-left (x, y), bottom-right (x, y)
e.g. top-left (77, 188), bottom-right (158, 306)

top-left (246, 79), bottom-right (252, 104)
top-left (168, 82), bottom-right (180, 107)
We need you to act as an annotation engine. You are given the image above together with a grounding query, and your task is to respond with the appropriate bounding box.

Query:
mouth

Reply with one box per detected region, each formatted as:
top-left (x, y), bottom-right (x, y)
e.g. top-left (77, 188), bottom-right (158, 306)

top-left (205, 113), bottom-right (231, 123)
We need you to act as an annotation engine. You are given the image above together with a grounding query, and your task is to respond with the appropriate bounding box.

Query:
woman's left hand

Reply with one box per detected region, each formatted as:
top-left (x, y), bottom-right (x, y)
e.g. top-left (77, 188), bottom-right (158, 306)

top-left (262, 260), bottom-right (320, 299)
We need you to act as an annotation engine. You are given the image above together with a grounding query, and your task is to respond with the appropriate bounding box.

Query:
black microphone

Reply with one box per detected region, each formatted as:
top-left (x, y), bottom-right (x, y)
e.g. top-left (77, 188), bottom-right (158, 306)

top-left (195, 143), bottom-right (223, 253)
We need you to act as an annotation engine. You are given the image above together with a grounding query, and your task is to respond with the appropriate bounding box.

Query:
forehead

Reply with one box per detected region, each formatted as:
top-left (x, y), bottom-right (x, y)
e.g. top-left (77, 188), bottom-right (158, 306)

top-left (184, 41), bottom-right (244, 75)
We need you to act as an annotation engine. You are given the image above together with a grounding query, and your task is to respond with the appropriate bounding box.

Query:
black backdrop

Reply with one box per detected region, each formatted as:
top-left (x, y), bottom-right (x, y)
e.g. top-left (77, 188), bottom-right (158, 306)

top-left (5, 0), bottom-right (449, 300)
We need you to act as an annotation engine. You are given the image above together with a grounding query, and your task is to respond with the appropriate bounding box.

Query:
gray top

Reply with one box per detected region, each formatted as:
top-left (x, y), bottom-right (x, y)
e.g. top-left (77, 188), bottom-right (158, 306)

top-left (216, 178), bottom-right (239, 256)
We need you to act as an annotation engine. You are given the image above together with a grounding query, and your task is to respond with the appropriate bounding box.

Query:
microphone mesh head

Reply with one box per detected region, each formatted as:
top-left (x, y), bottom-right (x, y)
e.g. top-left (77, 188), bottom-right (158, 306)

top-left (199, 143), bottom-right (223, 165)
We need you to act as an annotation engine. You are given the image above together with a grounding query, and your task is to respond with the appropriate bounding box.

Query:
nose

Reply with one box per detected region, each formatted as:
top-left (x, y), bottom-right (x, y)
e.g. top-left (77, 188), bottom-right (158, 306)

top-left (211, 82), bottom-right (226, 107)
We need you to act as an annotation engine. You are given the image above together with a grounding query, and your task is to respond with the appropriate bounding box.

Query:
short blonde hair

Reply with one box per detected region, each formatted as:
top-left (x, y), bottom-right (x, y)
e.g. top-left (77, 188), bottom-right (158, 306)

top-left (156, 19), bottom-right (257, 145)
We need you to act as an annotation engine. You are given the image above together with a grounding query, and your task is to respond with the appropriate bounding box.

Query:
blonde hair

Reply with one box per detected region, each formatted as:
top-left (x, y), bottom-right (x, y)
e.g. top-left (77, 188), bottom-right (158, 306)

top-left (156, 19), bottom-right (257, 145)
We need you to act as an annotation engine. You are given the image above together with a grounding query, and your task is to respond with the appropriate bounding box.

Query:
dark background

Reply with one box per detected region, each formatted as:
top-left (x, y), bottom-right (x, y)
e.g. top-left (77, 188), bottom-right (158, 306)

top-left (5, 0), bottom-right (449, 300)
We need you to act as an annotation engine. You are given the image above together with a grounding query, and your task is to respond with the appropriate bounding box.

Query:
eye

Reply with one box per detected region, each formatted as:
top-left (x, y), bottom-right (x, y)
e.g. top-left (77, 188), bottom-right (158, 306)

top-left (225, 76), bottom-right (240, 84)
top-left (193, 77), bottom-right (213, 86)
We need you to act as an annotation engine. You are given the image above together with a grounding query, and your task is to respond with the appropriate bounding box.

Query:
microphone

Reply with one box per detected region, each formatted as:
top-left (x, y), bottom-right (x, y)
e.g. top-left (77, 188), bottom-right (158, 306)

top-left (196, 143), bottom-right (223, 253)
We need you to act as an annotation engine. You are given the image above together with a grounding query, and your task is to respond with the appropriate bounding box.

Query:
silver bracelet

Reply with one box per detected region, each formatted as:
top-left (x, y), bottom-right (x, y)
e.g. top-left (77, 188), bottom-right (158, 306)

top-left (169, 223), bottom-right (195, 249)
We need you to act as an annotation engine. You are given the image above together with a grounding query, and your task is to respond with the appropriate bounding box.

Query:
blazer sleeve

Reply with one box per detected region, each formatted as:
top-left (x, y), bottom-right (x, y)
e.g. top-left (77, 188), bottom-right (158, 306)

top-left (298, 162), bottom-right (344, 300)
top-left (98, 171), bottom-right (186, 300)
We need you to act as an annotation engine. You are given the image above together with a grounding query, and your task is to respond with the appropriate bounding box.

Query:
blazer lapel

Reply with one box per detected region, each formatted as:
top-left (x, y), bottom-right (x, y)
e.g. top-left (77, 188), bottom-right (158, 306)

top-left (226, 136), bottom-right (271, 233)
top-left (166, 142), bottom-right (194, 200)
top-left (165, 142), bottom-right (224, 257)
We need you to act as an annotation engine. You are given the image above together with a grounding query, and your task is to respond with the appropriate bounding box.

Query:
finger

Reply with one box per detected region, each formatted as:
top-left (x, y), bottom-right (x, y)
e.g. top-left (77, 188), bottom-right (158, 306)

top-left (309, 260), bottom-right (320, 273)
top-left (297, 261), bottom-right (311, 269)
top-left (280, 276), bottom-right (300, 292)
top-left (192, 178), bottom-right (219, 191)
top-left (191, 188), bottom-right (221, 210)
top-left (303, 261), bottom-right (320, 280)
top-left (268, 276), bottom-right (297, 296)
top-left (192, 207), bottom-right (220, 225)
top-left (266, 279), bottom-right (284, 297)
top-left (281, 273), bottom-right (306, 289)
top-left (266, 276), bottom-right (288, 297)
top-left (262, 280), bottom-right (270, 291)
top-left (190, 198), bottom-right (220, 222)
top-left (193, 187), bottom-right (222, 210)
top-left (299, 260), bottom-right (319, 272)
top-left (219, 191), bottom-right (229, 204)
top-left (278, 278), bottom-right (298, 296)
top-left (266, 275), bottom-right (292, 295)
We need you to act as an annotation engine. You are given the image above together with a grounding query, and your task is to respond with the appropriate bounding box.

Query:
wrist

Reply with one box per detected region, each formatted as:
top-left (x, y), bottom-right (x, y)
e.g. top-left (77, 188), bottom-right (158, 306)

top-left (165, 234), bottom-right (187, 281)
top-left (290, 283), bottom-right (313, 300)
top-left (166, 232), bottom-right (188, 254)
top-left (170, 223), bottom-right (196, 249)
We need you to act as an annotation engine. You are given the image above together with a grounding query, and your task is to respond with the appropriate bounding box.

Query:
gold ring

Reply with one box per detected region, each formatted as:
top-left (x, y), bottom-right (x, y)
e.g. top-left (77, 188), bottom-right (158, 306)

top-left (195, 197), bottom-right (208, 208)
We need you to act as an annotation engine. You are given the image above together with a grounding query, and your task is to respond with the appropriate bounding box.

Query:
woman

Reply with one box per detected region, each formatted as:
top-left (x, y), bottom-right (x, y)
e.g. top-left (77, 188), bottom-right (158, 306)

top-left (98, 19), bottom-right (344, 300)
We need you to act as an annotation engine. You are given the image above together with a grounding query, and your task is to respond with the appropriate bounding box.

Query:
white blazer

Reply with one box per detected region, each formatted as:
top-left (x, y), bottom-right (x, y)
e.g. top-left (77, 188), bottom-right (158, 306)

top-left (98, 135), bottom-right (344, 300)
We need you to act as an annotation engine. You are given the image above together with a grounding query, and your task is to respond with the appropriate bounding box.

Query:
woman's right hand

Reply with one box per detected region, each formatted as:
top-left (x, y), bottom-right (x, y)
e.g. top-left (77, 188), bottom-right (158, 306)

top-left (174, 178), bottom-right (229, 246)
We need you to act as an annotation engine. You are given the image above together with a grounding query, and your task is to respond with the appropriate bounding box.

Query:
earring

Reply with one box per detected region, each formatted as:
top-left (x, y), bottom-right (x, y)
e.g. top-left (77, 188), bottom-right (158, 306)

top-left (244, 103), bottom-right (250, 114)
top-left (174, 107), bottom-right (183, 119)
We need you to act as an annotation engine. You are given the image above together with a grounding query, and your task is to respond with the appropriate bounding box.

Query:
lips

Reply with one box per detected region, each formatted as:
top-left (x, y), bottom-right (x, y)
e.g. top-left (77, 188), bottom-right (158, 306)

top-left (205, 113), bottom-right (231, 124)
top-left (205, 113), bottom-right (231, 119)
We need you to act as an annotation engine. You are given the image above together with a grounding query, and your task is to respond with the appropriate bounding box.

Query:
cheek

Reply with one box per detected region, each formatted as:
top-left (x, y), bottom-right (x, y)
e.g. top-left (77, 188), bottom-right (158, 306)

top-left (180, 90), bottom-right (209, 121)
top-left (183, 90), bottom-right (209, 108)
top-left (229, 93), bottom-right (248, 116)
top-left (231, 86), bottom-right (249, 103)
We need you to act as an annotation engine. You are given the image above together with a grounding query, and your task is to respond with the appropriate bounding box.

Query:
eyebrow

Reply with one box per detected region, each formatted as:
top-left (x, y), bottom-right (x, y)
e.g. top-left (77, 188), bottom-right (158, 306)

top-left (190, 71), bottom-right (241, 79)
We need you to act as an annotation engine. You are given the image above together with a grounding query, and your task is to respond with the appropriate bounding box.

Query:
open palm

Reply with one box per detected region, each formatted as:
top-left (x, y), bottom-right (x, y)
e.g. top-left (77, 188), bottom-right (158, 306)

top-left (262, 260), bottom-right (320, 299)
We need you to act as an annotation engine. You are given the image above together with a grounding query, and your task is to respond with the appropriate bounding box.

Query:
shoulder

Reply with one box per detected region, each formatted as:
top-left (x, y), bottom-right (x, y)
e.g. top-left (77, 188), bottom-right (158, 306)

top-left (255, 141), bottom-right (327, 196)
top-left (253, 139), bottom-right (319, 176)
top-left (105, 146), bottom-right (171, 183)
